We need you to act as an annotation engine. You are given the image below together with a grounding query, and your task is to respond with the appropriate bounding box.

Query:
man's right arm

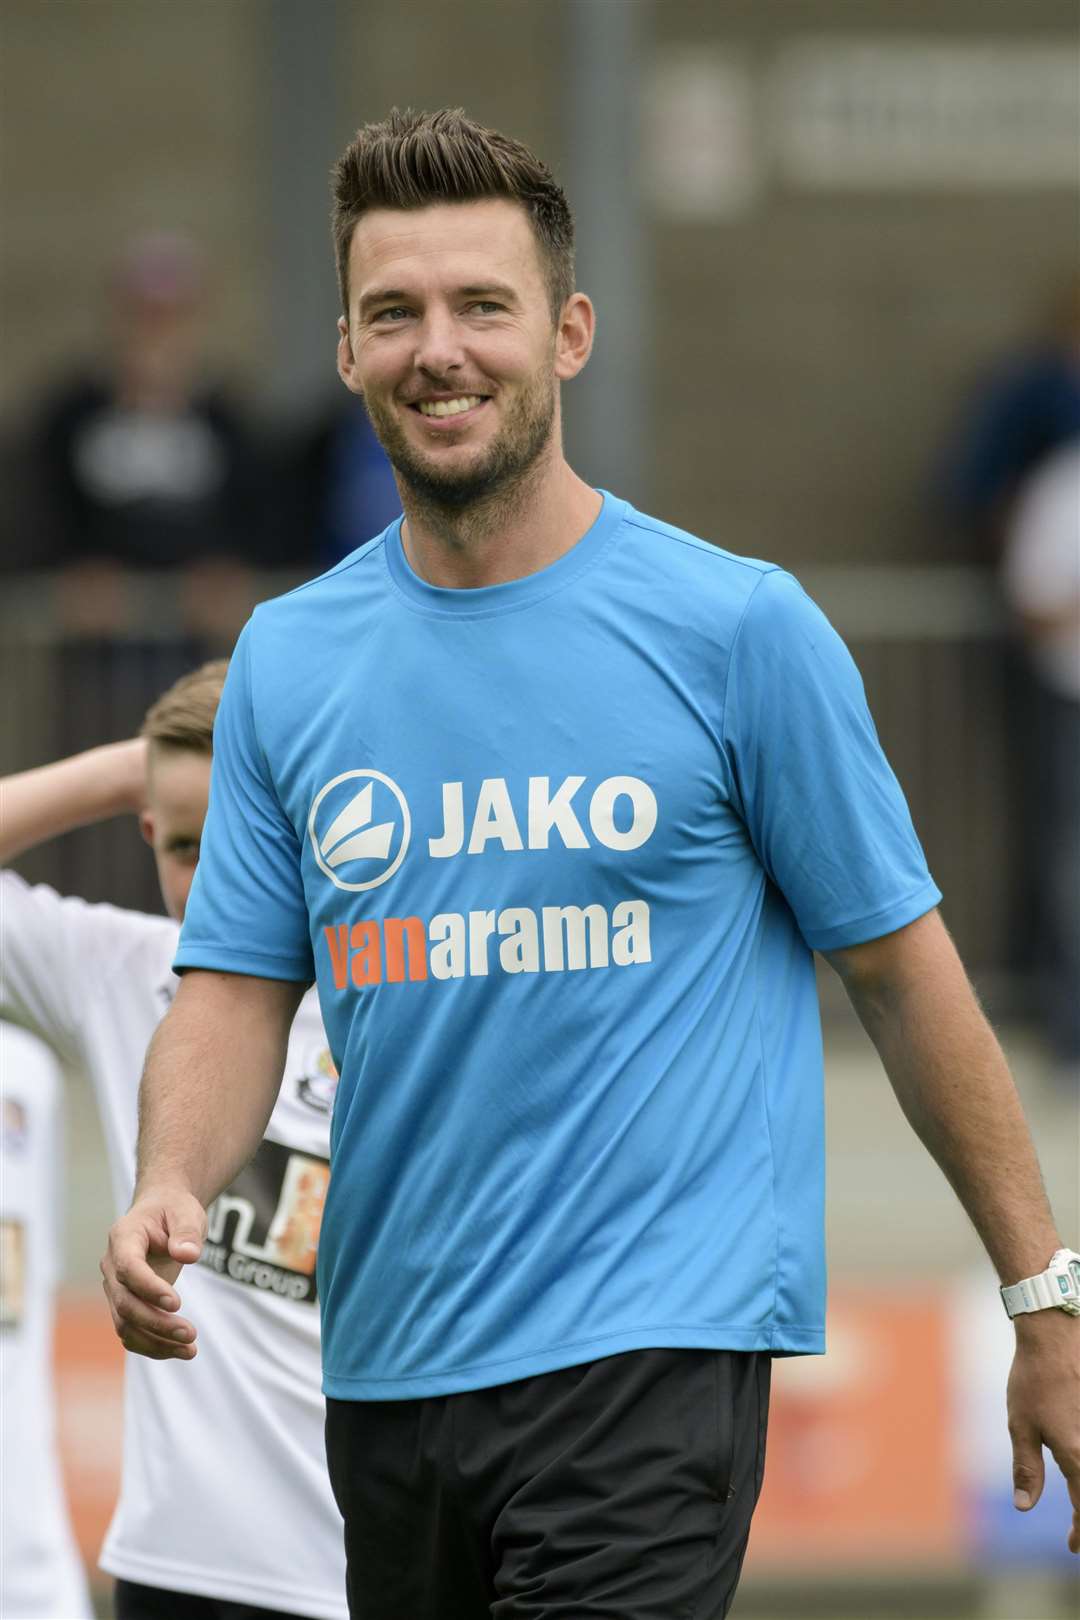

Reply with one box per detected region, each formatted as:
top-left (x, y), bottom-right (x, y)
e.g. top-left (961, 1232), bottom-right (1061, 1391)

top-left (100, 966), bottom-right (306, 1361)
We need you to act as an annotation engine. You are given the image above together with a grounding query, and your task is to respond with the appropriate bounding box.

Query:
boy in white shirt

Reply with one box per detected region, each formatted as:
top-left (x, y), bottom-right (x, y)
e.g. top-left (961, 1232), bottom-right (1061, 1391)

top-left (1, 662), bottom-right (347, 1620)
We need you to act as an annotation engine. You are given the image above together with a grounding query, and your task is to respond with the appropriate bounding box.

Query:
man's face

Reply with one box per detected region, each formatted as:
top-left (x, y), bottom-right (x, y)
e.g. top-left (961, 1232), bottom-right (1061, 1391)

top-left (139, 748), bottom-right (211, 923)
top-left (337, 200), bottom-right (570, 509)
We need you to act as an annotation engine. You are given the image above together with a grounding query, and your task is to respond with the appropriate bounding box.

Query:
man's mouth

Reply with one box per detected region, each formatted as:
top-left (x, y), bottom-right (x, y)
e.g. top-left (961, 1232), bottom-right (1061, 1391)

top-left (412, 395), bottom-right (487, 419)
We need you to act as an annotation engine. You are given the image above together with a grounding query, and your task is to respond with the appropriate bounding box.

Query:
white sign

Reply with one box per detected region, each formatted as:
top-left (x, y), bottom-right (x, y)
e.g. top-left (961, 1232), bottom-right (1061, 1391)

top-left (644, 49), bottom-right (760, 219)
top-left (772, 38), bottom-right (1080, 189)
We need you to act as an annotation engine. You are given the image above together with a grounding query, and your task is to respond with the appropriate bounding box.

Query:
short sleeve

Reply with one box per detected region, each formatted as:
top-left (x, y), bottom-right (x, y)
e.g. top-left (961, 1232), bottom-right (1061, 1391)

top-left (1, 872), bottom-right (92, 1062)
top-left (722, 570), bottom-right (941, 951)
top-left (174, 620), bottom-right (314, 981)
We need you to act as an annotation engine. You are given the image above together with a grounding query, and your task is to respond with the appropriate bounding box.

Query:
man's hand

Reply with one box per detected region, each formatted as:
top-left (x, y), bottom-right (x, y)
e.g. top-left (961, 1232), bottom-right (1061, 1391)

top-left (1008, 1312), bottom-right (1080, 1554)
top-left (104, 972), bottom-right (305, 1358)
top-left (101, 1187), bottom-right (207, 1361)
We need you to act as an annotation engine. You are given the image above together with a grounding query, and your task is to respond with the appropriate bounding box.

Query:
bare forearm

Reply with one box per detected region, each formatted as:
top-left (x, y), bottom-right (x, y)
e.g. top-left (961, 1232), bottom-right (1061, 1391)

top-left (0, 740), bottom-right (146, 862)
top-left (136, 969), bottom-right (301, 1206)
top-left (834, 914), bottom-right (1060, 1284)
top-left (104, 969), bottom-right (305, 1361)
top-left (831, 920), bottom-right (1078, 1555)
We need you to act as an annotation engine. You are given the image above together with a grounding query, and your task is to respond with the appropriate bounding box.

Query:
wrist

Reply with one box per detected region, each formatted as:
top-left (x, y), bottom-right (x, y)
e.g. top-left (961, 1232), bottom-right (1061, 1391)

top-left (1002, 1245), bottom-right (1080, 1323)
top-left (1014, 1307), bottom-right (1079, 1346)
top-left (131, 1172), bottom-right (201, 1207)
top-left (99, 738), bottom-right (149, 817)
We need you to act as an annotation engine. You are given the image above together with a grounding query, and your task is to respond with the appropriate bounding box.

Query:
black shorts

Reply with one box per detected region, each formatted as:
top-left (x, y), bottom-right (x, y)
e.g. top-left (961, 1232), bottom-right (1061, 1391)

top-left (325, 1346), bottom-right (771, 1619)
top-left (113, 1578), bottom-right (317, 1620)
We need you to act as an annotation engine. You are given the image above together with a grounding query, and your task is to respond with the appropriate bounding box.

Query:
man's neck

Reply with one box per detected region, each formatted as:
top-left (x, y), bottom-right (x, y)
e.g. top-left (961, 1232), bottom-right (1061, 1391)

top-left (399, 456), bottom-right (603, 590)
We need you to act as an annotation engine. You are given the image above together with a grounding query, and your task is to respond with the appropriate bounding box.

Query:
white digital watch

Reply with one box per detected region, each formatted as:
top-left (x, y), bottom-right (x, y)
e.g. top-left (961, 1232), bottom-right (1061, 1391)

top-left (1000, 1248), bottom-right (1080, 1318)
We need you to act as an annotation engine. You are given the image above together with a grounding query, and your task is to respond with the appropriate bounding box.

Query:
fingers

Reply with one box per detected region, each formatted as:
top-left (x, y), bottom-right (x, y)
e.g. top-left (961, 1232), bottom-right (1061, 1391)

top-left (100, 1245), bottom-right (198, 1357)
top-left (1011, 1422), bottom-right (1045, 1512)
top-left (101, 1194), bottom-right (207, 1360)
top-left (168, 1232), bottom-right (205, 1265)
top-left (1008, 1323), bottom-right (1080, 1554)
top-left (1055, 1441), bottom-right (1080, 1555)
top-left (112, 1193), bottom-right (205, 1302)
top-left (101, 1271), bottom-right (198, 1359)
top-left (160, 1195), bottom-right (207, 1274)
top-left (100, 1258), bottom-right (198, 1356)
top-left (111, 1231), bottom-right (183, 1310)
top-left (1035, 1340), bottom-right (1080, 1555)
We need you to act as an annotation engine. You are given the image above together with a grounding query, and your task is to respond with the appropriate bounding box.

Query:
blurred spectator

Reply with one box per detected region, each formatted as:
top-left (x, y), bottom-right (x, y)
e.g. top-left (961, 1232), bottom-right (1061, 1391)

top-left (1000, 440), bottom-right (1080, 1080)
top-left (16, 230), bottom-right (270, 657)
top-left (937, 276), bottom-right (1080, 561)
top-left (28, 231), bottom-right (264, 576)
top-left (934, 278), bottom-right (1080, 996)
top-left (285, 393), bottom-right (400, 569)
top-left (9, 233), bottom-right (272, 910)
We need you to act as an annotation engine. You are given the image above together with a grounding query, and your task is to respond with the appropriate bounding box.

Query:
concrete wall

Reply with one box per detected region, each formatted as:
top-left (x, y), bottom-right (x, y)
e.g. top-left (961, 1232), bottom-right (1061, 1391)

top-left (1, 0), bottom-right (269, 402)
top-left (647, 0), bottom-right (1079, 562)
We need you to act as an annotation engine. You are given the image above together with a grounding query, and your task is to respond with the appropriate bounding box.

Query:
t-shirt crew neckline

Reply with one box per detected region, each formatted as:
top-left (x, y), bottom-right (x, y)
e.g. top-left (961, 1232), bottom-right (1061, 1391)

top-left (383, 489), bottom-right (627, 618)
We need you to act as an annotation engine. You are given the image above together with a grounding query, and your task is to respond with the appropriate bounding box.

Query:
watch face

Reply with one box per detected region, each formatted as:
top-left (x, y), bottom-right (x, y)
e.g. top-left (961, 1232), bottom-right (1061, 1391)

top-left (1060, 1259), bottom-right (1080, 1314)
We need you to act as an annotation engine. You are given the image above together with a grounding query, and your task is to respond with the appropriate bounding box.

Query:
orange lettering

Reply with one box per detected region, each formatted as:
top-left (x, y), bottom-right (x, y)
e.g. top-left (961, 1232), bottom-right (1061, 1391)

top-left (350, 921), bottom-right (382, 987)
top-left (323, 926), bottom-right (350, 990)
top-left (384, 917), bottom-right (428, 983)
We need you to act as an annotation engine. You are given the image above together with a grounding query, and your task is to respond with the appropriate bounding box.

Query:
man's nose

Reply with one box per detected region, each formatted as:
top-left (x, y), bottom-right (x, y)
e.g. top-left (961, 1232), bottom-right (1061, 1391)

top-left (414, 309), bottom-right (466, 378)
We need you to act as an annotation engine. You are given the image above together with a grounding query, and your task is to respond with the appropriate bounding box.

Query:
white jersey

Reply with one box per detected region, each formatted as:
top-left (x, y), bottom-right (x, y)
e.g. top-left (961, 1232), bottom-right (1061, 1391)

top-left (0, 871), bottom-right (347, 1619)
top-left (1002, 441), bottom-right (1080, 700)
top-left (0, 1021), bottom-right (94, 1620)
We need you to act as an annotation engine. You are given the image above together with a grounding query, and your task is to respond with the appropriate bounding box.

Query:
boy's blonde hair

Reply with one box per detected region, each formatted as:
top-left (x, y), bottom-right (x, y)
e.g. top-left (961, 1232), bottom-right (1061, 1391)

top-left (140, 659), bottom-right (228, 755)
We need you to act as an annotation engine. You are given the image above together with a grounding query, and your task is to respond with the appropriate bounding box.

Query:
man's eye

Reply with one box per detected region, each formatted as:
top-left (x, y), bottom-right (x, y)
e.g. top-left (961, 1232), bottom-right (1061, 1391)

top-left (470, 301), bottom-right (502, 315)
top-left (375, 307), bottom-right (410, 322)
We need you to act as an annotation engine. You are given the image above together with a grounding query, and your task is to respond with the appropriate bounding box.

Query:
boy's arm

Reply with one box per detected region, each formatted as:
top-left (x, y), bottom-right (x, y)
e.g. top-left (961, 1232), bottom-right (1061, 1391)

top-left (0, 740), bottom-right (148, 863)
top-left (826, 908), bottom-right (1080, 1555)
top-left (1, 741), bottom-right (151, 1056)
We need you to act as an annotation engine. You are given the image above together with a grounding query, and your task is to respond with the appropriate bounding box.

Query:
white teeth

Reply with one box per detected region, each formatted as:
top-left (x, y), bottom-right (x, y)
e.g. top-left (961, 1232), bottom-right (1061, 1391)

top-left (417, 395), bottom-right (483, 418)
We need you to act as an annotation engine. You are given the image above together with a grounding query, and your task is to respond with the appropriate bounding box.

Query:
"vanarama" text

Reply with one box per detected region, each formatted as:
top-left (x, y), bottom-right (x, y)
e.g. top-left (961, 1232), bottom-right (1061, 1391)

top-left (323, 898), bottom-right (651, 988)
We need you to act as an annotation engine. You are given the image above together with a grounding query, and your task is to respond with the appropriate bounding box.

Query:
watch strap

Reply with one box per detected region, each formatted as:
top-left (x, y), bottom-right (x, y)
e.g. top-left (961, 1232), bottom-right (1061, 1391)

top-left (1000, 1248), bottom-right (1080, 1317)
top-left (1001, 1271), bottom-right (1066, 1316)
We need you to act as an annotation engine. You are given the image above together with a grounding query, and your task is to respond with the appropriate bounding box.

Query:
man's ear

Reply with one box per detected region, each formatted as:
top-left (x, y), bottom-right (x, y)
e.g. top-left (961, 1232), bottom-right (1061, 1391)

top-left (337, 316), bottom-right (362, 395)
top-left (139, 809), bottom-right (156, 848)
top-left (554, 292), bottom-right (595, 382)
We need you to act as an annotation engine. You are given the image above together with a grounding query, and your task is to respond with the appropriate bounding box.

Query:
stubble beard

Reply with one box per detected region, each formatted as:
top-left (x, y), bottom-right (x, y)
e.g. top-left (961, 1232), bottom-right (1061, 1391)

top-left (363, 364), bottom-right (558, 535)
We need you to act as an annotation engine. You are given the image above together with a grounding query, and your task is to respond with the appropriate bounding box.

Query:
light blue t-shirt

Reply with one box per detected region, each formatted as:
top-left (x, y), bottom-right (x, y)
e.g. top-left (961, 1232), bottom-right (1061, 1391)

top-left (176, 493), bottom-right (940, 1398)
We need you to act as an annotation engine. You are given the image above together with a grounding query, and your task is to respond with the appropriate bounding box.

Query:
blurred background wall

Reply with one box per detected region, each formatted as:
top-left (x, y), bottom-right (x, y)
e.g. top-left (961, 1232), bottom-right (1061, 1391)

top-left (3, 0), bottom-right (1077, 983)
top-left (1, 2), bottom-right (1077, 1616)
top-left (4, 0), bottom-right (1076, 541)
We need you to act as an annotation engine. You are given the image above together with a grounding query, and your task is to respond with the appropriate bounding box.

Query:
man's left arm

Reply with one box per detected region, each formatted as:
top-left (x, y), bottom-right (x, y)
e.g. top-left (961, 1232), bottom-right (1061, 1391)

top-left (826, 907), bottom-right (1079, 1554)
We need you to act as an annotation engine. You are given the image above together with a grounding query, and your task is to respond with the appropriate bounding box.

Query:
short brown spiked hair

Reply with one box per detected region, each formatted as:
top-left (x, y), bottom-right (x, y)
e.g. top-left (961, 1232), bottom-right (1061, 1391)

top-left (331, 107), bottom-right (575, 322)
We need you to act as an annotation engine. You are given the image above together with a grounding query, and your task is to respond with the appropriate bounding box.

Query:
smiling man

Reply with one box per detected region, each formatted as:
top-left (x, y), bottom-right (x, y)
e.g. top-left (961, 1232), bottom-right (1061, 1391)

top-left (102, 109), bottom-right (1079, 1619)
top-left (345, 203), bottom-right (565, 527)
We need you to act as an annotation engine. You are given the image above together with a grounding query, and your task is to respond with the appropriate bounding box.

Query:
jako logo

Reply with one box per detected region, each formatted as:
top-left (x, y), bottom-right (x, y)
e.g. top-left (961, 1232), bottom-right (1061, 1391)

top-left (308, 770), bottom-right (411, 892)
top-left (428, 775), bottom-right (657, 857)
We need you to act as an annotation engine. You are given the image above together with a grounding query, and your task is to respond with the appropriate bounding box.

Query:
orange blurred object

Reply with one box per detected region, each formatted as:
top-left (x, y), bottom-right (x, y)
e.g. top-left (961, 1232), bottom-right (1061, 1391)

top-left (55, 1293), bottom-right (124, 1566)
top-left (748, 1286), bottom-right (961, 1571)
top-left (51, 1285), bottom-right (963, 1577)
